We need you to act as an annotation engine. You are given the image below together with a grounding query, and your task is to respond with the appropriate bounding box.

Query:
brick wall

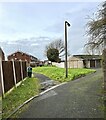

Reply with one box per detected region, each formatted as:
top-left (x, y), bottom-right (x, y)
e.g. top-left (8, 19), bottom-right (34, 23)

top-left (8, 52), bottom-right (31, 63)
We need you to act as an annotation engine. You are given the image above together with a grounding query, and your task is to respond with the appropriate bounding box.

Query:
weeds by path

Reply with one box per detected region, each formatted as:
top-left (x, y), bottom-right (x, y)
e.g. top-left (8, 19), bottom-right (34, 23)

top-left (2, 77), bottom-right (40, 118)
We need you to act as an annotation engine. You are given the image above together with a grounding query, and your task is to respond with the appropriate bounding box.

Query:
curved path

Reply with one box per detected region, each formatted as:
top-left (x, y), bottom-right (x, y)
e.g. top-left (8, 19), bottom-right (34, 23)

top-left (33, 72), bottom-right (52, 83)
top-left (19, 69), bottom-right (104, 118)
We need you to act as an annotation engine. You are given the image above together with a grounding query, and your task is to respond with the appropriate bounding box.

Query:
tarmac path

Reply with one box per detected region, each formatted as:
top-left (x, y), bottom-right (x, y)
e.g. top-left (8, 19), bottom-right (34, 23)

top-left (19, 69), bottom-right (104, 118)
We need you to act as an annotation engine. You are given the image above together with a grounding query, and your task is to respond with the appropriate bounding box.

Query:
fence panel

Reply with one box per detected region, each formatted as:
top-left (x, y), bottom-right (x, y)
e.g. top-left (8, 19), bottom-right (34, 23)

top-left (14, 61), bottom-right (22, 83)
top-left (22, 61), bottom-right (27, 78)
top-left (1, 61), bottom-right (27, 94)
top-left (2, 61), bottom-right (14, 93)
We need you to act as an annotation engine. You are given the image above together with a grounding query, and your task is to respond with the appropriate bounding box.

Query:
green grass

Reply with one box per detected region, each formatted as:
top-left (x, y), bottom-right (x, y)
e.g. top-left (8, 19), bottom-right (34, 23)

top-left (33, 67), bottom-right (96, 82)
top-left (2, 77), bottom-right (40, 118)
top-left (2, 67), bottom-right (95, 118)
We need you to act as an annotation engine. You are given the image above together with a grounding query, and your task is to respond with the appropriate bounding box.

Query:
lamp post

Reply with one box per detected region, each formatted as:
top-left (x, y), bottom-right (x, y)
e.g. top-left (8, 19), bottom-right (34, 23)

top-left (65, 21), bottom-right (70, 78)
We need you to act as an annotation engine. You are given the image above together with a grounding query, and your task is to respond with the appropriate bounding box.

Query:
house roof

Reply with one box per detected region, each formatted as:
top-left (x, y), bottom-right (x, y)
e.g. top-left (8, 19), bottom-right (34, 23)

top-left (73, 55), bottom-right (102, 60)
top-left (8, 50), bottom-right (38, 60)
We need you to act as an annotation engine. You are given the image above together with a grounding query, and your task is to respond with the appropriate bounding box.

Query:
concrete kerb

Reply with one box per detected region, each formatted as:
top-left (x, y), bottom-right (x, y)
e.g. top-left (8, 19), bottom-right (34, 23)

top-left (6, 82), bottom-right (67, 119)
top-left (40, 82), bottom-right (67, 95)
top-left (5, 71), bottom-right (96, 119)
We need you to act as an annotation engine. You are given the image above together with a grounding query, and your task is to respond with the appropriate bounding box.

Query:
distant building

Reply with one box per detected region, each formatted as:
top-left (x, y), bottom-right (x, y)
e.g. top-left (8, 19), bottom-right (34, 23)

top-left (0, 47), bottom-right (5, 61)
top-left (68, 55), bottom-right (102, 68)
top-left (8, 51), bottom-right (38, 63)
top-left (44, 60), bottom-right (52, 65)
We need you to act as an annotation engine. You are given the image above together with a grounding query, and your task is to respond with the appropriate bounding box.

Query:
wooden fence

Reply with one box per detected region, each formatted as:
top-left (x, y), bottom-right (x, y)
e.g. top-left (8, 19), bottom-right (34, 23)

top-left (0, 60), bottom-right (27, 96)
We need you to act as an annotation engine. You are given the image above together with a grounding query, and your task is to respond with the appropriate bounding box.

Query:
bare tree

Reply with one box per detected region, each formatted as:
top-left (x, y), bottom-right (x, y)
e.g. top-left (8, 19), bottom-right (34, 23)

top-left (85, 1), bottom-right (106, 54)
top-left (45, 39), bottom-right (65, 59)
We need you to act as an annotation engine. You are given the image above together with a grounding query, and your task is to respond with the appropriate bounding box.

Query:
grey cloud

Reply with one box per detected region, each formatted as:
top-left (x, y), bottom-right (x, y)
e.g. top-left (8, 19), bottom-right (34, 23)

top-left (0, 36), bottom-right (52, 60)
top-left (31, 43), bottom-right (39, 46)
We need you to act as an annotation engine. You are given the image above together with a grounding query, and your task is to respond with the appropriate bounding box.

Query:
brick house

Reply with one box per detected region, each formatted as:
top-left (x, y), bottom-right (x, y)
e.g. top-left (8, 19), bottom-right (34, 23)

top-left (8, 51), bottom-right (38, 63)
top-left (0, 47), bottom-right (5, 61)
top-left (68, 55), bottom-right (102, 68)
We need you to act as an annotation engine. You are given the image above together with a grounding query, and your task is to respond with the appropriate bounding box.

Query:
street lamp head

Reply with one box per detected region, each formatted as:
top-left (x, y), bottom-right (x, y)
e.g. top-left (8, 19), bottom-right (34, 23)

top-left (65, 21), bottom-right (70, 27)
top-left (67, 22), bottom-right (70, 27)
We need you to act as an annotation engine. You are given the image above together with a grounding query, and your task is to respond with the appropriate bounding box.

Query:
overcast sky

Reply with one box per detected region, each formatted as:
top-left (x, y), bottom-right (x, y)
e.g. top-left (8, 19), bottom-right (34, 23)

top-left (0, 1), bottom-right (102, 60)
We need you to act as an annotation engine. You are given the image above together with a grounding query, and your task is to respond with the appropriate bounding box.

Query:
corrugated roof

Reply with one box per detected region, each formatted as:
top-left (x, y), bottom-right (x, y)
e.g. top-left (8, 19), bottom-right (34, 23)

top-left (73, 55), bottom-right (102, 60)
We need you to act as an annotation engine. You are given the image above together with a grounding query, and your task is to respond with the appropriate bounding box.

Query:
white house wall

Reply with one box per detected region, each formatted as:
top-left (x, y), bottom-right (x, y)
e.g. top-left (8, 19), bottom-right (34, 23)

top-left (52, 62), bottom-right (65, 68)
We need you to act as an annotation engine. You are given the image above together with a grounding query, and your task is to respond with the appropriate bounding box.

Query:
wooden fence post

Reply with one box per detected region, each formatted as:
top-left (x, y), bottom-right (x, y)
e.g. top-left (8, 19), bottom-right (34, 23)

top-left (0, 61), bottom-right (5, 97)
top-left (20, 60), bottom-right (23, 81)
top-left (12, 60), bottom-right (17, 88)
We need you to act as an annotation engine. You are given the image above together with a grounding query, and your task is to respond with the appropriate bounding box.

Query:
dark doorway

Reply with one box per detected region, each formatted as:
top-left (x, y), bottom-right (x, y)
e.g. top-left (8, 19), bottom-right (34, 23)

top-left (96, 60), bottom-right (101, 68)
top-left (90, 60), bottom-right (95, 68)
top-left (83, 60), bottom-right (87, 68)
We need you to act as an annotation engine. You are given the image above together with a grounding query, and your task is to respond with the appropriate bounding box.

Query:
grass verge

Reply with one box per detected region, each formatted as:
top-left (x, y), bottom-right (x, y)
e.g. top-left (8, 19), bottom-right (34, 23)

top-left (2, 77), bottom-right (40, 118)
top-left (33, 67), bottom-right (96, 82)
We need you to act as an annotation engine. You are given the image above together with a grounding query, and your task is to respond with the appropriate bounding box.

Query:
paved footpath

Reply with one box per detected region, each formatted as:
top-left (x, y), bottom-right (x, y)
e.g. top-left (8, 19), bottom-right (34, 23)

top-left (33, 72), bottom-right (59, 90)
top-left (33, 72), bottom-right (52, 83)
top-left (19, 69), bottom-right (104, 118)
